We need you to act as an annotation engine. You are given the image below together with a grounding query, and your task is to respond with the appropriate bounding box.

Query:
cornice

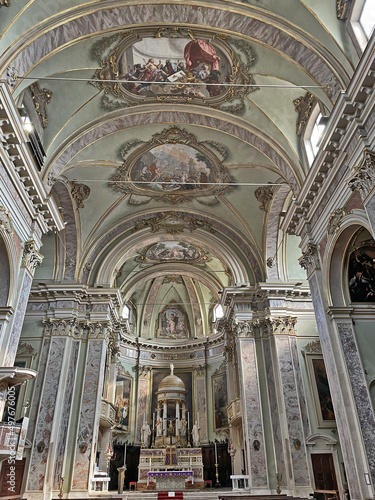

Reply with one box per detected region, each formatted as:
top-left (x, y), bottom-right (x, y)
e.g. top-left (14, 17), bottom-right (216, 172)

top-left (0, 82), bottom-right (64, 235)
top-left (283, 34), bottom-right (375, 238)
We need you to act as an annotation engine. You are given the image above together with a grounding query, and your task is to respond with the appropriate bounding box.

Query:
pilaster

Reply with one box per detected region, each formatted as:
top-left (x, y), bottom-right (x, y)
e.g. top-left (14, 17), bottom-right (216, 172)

top-left (135, 365), bottom-right (151, 446)
top-left (193, 364), bottom-right (208, 444)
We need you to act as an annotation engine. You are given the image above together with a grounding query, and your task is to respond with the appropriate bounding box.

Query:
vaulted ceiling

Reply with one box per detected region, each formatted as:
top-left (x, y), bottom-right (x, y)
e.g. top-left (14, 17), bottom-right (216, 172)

top-left (0, 1), bottom-right (359, 339)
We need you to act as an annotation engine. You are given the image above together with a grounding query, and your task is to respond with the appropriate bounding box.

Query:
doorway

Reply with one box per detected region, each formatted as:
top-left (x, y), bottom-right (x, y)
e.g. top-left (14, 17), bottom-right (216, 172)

top-left (311, 453), bottom-right (338, 491)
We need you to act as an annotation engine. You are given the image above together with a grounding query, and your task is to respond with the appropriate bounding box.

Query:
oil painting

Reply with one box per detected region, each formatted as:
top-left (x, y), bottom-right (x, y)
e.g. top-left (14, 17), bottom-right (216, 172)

top-left (212, 372), bottom-right (228, 430)
top-left (306, 355), bottom-right (335, 428)
top-left (146, 242), bottom-right (200, 261)
top-left (348, 230), bottom-right (375, 302)
top-left (114, 368), bottom-right (132, 430)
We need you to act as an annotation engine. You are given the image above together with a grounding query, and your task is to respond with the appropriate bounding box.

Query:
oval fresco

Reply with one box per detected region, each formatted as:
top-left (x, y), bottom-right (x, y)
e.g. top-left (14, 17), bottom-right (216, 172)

top-left (146, 242), bottom-right (200, 261)
top-left (132, 144), bottom-right (214, 192)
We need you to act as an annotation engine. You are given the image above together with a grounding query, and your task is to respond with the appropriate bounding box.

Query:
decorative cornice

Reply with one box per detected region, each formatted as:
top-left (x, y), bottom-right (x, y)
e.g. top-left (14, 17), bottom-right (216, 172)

top-left (299, 244), bottom-right (320, 278)
top-left (347, 149), bottom-right (375, 202)
top-left (293, 92), bottom-right (316, 136)
top-left (327, 207), bottom-right (352, 235)
top-left (22, 240), bottom-right (43, 276)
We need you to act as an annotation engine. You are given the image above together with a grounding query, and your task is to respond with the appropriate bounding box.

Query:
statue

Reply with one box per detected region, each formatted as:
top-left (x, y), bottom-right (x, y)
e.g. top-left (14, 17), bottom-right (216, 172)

top-left (141, 421), bottom-right (151, 448)
top-left (156, 417), bottom-right (163, 436)
top-left (179, 417), bottom-right (187, 436)
top-left (192, 421), bottom-right (200, 446)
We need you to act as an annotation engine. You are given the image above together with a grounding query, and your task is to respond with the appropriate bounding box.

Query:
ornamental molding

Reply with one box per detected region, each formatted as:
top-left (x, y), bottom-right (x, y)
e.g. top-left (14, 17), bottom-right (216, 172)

top-left (302, 339), bottom-right (322, 354)
top-left (299, 243), bottom-right (320, 278)
top-left (336, 0), bottom-right (353, 20)
top-left (137, 365), bottom-right (152, 378)
top-left (30, 83), bottom-right (52, 128)
top-left (347, 149), bottom-right (375, 202)
top-left (0, 0), bottom-right (10, 7)
top-left (71, 181), bottom-right (91, 209)
top-left (193, 364), bottom-right (206, 377)
top-left (88, 322), bottom-right (113, 341)
top-left (17, 342), bottom-right (36, 356)
top-left (212, 361), bottom-right (227, 376)
top-left (269, 316), bottom-right (297, 336)
top-left (42, 318), bottom-right (86, 338)
top-left (116, 362), bottom-right (133, 379)
top-left (254, 186), bottom-right (273, 210)
top-left (327, 207), bottom-right (352, 235)
top-left (131, 211), bottom-right (215, 235)
top-left (293, 92), bottom-right (316, 136)
top-left (22, 241), bottom-right (43, 276)
top-left (235, 320), bottom-right (256, 338)
top-left (0, 206), bottom-right (14, 235)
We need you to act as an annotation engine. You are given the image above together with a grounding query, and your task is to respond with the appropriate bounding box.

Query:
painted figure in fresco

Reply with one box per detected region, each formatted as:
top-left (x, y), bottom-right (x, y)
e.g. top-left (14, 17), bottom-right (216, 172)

top-left (141, 421), bottom-right (151, 448)
top-left (192, 421), bottom-right (200, 446)
top-left (168, 313), bottom-right (179, 335)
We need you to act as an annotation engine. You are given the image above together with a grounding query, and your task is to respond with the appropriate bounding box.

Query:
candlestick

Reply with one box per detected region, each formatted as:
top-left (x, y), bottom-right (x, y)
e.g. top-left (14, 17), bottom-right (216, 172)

top-left (214, 441), bottom-right (218, 463)
top-left (153, 412), bottom-right (155, 429)
top-left (187, 411), bottom-right (189, 429)
top-left (124, 443), bottom-right (127, 466)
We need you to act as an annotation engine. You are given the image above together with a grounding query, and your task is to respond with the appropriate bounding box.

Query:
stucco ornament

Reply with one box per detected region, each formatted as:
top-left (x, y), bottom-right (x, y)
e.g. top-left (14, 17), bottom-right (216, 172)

top-left (347, 149), bottom-right (375, 201)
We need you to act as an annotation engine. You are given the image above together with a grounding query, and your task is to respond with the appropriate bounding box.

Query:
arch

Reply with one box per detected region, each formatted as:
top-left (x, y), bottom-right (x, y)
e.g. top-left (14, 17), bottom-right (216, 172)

top-left (45, 109), bottom-right (303, 194)
top-left (0, 232), bottom-right (11, 307)
top-left (2, 4), bottom-right (348, 100)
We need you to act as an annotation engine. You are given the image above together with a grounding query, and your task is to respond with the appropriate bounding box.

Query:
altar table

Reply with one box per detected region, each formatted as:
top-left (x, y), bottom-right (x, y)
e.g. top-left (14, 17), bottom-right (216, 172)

top-left (147, 470), bottom-right (194, 490)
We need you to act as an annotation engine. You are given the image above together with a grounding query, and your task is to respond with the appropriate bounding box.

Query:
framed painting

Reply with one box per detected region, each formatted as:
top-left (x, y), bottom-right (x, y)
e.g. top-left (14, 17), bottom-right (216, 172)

top-left (156, 304), bottom-right (190, 339)
top-left (114, 366), bottom-right (133, 430)
top-left (305, 355), bottom-right (336, 428)
top-left (212, 372), bottom-right (228, 431)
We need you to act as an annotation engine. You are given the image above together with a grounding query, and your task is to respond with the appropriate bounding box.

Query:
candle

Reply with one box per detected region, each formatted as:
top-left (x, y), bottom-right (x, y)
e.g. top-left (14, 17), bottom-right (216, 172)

top-left (187, 412), bottom-right (190, 429)
top-left (214, 442), bottom-right (218, 463)
top-left (153, 412), bottom-right (155, 429)
top-left (197, 412), bottom-right (199, 427)
top-left (124, 443), bottom-right (127, 466)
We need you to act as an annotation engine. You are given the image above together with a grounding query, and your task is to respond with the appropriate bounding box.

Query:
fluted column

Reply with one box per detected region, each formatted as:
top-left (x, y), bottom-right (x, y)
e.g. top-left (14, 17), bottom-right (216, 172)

top-left (175, 402), bottom-right (180, 435)
top-left (235, 321), bottom-right (268, 492)
top-left (300, 243), bottom-right (374, 499)
top-left (163, 401), bottom-right (168, 436)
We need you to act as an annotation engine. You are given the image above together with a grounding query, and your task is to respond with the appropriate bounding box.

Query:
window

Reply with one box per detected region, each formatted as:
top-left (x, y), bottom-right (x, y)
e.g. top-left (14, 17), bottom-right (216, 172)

top-left (304, 105), bottom-right (327, 166)
top-left (213, 304), bottom-right (224, 321)
top-left (351, 0), bottom-right (375, 51)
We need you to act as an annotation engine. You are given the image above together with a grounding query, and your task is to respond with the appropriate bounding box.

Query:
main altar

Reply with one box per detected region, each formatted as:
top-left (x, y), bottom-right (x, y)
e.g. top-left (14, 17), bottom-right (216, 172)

top-left (137, 366), bottom-right (204, 490)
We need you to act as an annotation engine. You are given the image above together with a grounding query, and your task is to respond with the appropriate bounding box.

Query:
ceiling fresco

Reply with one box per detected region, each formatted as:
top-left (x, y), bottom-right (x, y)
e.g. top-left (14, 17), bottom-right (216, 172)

top-left (136, 242), bottom-right (210, 268)
top-left (92, 28), bottom-right (257, 113)
top-left (109, 126), bottom-right (234, 204)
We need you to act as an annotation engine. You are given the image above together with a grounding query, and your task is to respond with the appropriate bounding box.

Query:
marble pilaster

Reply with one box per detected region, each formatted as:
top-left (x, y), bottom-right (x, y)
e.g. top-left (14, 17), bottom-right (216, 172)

top-left (71, 332), bottom-right (108, 491)
top-left (135, 366), bottom-right (151, 444)
top-left (194, 365), bottom-right (208, 444)
top-left (308, 272), bottom-right (371, 499)
top-left (236, 323), bottom-right (268, 489)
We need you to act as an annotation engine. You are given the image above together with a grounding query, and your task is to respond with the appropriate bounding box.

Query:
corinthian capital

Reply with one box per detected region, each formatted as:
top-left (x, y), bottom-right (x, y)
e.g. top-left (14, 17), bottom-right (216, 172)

top-left (299, 243), bottom-right (320, 278)
top-left (347, 149), bottom-right (375, 201)
top-left (235, 320), bottom-right (256, 338)
top-left (269, 317), bottom-right (297, 336)
top-left (22, 241), bottom-right (43, 276)
top-left (88, 322), bottom-right (113, 341)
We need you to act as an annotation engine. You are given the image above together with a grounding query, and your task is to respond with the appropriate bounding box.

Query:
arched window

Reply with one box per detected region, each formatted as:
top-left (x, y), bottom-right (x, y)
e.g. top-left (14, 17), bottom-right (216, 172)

top-left (350, 0), bottom-right (375, 51)
top-left (303, 104), bottom-right (327, 166)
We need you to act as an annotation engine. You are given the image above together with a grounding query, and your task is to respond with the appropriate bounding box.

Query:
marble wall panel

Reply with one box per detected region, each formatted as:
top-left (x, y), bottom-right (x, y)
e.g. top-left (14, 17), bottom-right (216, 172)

top-left (72, 339), bottom-right (107, 491)
top-left (237, 338), bottom-right (268, 488)
top-left (275, 337), bottom-right (309, 486)
top-left (27, 337), bottom-right (66, 491)
top-left (290, 338), bottom-right (310, 439)
top-left (5, 272), bottom-right (32, 366)
top-left (262, 338), bottom-right (286, 486)
top-left (308, 274), bottom-right (360, 498)
top-left (337, 322), bottom-right (375, 486)
top-left (53, 340), bottom-right (79, 489)
top-left (195, 377), bottom-right (207, 443)
top-left (136, 378), bottom-right (149, 443)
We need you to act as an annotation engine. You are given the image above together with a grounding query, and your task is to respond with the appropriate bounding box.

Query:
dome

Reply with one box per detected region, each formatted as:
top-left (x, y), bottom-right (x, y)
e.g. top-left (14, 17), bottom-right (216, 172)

top-left (158, 373), bottom-right (185, 390)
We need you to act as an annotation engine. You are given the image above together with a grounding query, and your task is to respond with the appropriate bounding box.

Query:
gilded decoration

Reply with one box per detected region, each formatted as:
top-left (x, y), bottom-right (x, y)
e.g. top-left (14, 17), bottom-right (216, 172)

top-left (136, 241), bottom-right (210, 268)
top-left (293, 92), bottom-right (316, 136)
top-left (254, 186), bottom-right (273, 210)
top-left (336, 0), bottom-right (353, 20)
top-left (30, 83), bottom-right (52, 128)
top-left (132, 211), bottom-right (215, 234)
top-left (327, 208), bottom-right (352, 235)
top-left (156, 302), bottom-right (191, 339)
top-left (0, 0), bottom-right (10, 6)
top-left (70, 181), bottom-right (91, 208)
top-left (347, 149), bottom-right (375, 201)
top-left (109, 127), bottom-right (234, 205)
top-left (91, 28), bottom-right (257, 113)
top-left (22, 241), bottom-right (43, 276)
